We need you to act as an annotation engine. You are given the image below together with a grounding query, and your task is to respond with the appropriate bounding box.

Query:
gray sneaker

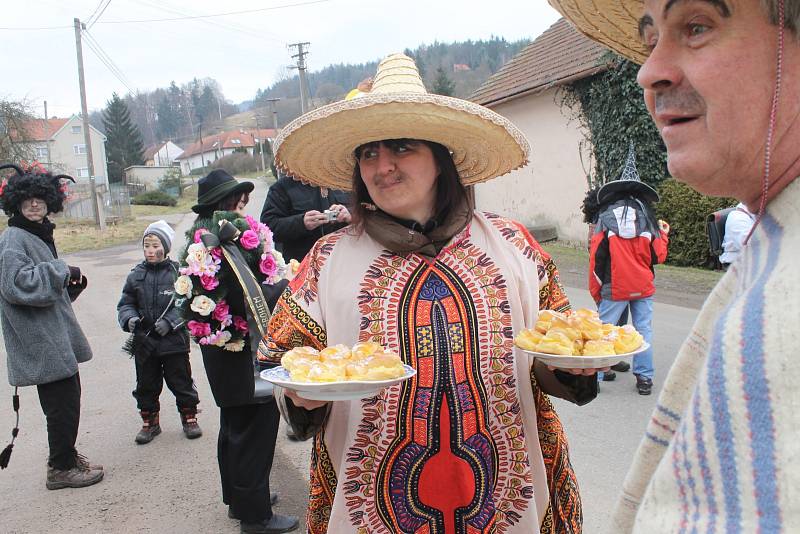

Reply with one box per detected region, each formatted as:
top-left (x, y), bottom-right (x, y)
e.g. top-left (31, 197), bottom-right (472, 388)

top-left (46, 464), bottom-right (104, 490)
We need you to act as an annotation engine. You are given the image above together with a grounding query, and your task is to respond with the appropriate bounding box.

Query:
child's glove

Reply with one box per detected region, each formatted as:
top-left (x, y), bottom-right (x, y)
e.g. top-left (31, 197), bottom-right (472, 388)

top-left (154, 319), bottom-right (171, 336)
top-left (128, 317), bottom-right (140, 332)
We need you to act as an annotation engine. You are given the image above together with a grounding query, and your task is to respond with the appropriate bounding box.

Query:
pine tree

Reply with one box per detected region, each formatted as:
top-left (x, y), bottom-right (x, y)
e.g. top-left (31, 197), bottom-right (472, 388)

top-left (431, 67), bottom-right (456, 96)
top-left (102, 92), bottom-right (145, 183)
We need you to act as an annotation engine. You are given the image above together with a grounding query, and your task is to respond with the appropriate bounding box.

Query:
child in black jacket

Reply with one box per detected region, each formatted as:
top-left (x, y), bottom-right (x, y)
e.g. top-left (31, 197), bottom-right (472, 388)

top-left (117, 220), bottom-right (202, 444)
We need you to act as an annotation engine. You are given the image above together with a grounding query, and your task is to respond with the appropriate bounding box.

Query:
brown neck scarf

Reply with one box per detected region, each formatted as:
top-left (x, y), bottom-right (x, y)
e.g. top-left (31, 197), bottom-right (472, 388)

top-left (361, 193), bottom-right (473, 258)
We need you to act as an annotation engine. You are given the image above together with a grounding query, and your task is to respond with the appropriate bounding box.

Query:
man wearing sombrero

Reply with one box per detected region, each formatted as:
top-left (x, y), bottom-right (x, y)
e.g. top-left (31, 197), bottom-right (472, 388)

top-left (550, 0), bottom-right (800, 531)
top-left (264, 53), bottom-right (605, 533)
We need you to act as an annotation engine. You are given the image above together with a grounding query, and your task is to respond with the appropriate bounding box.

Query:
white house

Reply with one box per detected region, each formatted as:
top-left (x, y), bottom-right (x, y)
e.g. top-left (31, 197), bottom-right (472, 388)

top-left (471, 19), bottom-right (607, 244)
top-left (13, 115), bottom-right (110, 185)
top-left (177, 128), bottom-right (276, 176)
top-left (143, 141), bottom-right (183, 167)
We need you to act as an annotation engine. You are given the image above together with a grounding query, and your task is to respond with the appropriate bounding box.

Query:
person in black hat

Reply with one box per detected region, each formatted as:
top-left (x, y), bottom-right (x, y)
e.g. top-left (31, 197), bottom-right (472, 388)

top-left (181, 169), bottom-right (298, 534)
top-left (588, 146), bottom-right (670, 395)
top-left (0, 163), bottom-right (103, 489)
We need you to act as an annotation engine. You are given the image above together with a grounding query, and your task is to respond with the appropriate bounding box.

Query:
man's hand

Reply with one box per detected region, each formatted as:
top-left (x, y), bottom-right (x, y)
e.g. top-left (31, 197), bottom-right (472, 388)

top-left (303, 210), bottom-right (329, 230)
top-left (128, 317), bottom-right (141, 332)
top-left (154, 319), bottom-right (171, 336)
top-left (329, 204), bottom-right (352, 224)
top-left (285, 388), bottom-right (329, 410)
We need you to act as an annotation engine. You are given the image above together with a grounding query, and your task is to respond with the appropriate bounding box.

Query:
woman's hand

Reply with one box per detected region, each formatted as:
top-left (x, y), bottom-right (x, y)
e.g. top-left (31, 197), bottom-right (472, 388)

top-left (285, 388), bottom-right (329, 410)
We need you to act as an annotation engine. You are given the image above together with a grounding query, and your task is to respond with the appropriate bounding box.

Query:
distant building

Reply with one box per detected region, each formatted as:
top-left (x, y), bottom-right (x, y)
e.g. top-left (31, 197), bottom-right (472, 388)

top-left (177, 128), bottom-right (277, 176)
top-left (453, 63), bottom-right (471, 72)
top-left (12, 115), bottom-right (109, 185)
top-left (471, 19), bottom-right (607, 244)
top-left (143, 141), bottom-right (184, 167)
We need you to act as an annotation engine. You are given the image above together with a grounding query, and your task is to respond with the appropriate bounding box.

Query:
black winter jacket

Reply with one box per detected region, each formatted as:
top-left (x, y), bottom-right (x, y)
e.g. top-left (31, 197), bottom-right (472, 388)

top-left (260, 175), bottom-right (350, 262)
top-left (117, 259), bottom-right (189, 357)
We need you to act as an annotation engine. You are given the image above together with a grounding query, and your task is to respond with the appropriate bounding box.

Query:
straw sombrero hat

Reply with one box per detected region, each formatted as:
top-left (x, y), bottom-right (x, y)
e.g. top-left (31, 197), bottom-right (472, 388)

top-left (274, 53), bottom-right (530, 190)
top-left (548, 0), bottom-right (647, 64)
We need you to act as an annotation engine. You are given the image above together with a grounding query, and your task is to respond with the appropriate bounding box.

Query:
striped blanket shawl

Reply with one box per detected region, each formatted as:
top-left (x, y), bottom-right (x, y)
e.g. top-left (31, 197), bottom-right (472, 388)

top-left (609, 178), bottom-right (800, 533)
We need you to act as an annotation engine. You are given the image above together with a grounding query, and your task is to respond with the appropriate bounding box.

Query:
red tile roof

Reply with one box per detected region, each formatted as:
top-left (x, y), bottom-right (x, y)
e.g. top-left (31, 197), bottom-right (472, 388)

top-left (471, 18), bottom-right (608, 107)
top-left (178, 128), bottom-right (278, 159)
top-left (11, 118), bottom-right (70, 142)
top-left (143, 144), bottom-right (161, 161)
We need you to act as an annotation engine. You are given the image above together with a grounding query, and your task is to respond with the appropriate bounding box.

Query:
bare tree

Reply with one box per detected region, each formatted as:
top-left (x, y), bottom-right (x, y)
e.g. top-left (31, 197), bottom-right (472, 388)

top-left (0, 98), bottom-right (35, 164)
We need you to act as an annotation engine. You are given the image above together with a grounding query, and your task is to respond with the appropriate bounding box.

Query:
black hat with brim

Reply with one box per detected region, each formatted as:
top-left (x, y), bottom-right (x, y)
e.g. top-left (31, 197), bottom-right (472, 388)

top-left (191, 169), bottom-right (255, 214)
top-left (596, 180), bottom-right (659, 206)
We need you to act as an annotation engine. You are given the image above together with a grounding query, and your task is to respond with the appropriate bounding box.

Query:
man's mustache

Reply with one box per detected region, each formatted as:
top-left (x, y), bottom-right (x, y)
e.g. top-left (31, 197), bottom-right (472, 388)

top-left (654, 88), bottom-right (706, 115)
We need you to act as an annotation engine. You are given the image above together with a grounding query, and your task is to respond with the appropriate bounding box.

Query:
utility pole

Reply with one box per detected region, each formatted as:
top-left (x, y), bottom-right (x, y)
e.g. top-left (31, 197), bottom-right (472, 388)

top-left (265, 98), bottom-right (280, 179)
top-left (288, 42), bottom-right (310, 114)
top-left (73, 17), bottom-right (105, 230)
top-left (198, 122), bottom-right (206, 170)
top-left (253, 115), bottom-right (267, 173)
top-left (43, 101), bottom-right (52, 171)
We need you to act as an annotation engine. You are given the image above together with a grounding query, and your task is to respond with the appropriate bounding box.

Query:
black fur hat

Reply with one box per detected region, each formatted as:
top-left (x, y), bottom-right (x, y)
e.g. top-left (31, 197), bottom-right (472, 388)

top-left (0, 163), bottom-right (75, 216)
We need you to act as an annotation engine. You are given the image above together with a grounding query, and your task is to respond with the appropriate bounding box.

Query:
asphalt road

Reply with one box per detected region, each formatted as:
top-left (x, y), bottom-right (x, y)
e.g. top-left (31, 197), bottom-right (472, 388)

top-left (0, 178), bottom-right (699, 533)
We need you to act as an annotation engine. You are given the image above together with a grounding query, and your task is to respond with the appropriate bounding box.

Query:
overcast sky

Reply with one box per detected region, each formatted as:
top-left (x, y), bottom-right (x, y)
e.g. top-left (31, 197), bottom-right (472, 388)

top-left (1, 0), bottom-right (561, 117)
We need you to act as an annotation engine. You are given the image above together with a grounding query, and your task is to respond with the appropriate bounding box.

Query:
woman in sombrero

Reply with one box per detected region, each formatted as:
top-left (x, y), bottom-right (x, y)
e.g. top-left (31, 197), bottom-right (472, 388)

top-left (265, 53), bottom-right (602, 534)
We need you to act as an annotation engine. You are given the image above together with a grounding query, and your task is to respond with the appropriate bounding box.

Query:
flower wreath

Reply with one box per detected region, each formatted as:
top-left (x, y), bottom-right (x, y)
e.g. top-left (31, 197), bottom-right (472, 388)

top-left (174, 211), bottom-right (286, 352)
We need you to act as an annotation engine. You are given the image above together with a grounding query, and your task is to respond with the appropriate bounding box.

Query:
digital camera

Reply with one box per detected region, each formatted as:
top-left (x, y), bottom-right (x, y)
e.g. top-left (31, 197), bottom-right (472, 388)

top-left (323, 209), bottom-right (337, 223)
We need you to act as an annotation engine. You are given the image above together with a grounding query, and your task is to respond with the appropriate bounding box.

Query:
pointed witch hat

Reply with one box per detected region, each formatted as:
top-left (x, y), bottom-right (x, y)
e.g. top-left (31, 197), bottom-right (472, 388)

top-left (273, 53), bottom-right (530, 191)
top-left (596, 142), bottom-right (660, 205)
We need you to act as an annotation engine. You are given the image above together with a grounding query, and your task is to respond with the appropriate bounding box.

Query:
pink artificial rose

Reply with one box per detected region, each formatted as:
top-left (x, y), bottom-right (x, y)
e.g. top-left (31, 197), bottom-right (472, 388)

top-left (194, 228), bottom-right (209, 243)
top-left (245, 215), bottom-right (259, 232)
top-left (259, 253), bottom-right (277, 277)
top-left (200, 273), bottom-right (219, 291)
top-left (209, 247), bottom-right (223, 260)
top-left (239, 230), bottom-right (260, 250)
top-left (212, 299), bottom-right (230, 322)
top-left (187, 320), bottom-right (211, 338)
top-left (233, 315), bottom-right (249, 333)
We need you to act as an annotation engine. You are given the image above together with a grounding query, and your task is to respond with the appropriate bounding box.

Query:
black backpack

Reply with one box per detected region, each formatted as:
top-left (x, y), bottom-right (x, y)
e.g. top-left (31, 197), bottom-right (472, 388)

top-left (706, 207), bottom-right (735, 257)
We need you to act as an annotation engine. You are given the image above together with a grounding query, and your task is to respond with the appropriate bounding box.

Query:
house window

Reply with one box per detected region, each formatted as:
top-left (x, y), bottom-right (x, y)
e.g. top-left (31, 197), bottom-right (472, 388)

top-left (71, 125), bottom-right (82, 134)
top-left (231, 139), bottom-right (241, 144)
top-left (77, 167), bottom-right (89, 178)
top-left (73, 144), bottom-right (87, 155)
top-left (36, 147), bottom-right (49, 158)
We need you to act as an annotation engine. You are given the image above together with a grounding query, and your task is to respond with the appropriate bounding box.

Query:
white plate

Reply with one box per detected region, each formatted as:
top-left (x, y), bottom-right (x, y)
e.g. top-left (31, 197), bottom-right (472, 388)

top-left (260, 364), bottom-right (417, 401)
top-left (519, 342), bottom-right (650, 369)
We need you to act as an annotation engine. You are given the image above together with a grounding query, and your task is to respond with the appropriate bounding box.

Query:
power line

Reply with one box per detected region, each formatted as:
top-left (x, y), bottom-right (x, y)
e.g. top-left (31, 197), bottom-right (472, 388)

top-left (81, 29), bottom-right (136, 95)
top-left (87, 0), bottom-right (113, 29)
top-left (84, 0), bottom-right (107, 27)
top-left (98, 0), bottom-right (331, 24)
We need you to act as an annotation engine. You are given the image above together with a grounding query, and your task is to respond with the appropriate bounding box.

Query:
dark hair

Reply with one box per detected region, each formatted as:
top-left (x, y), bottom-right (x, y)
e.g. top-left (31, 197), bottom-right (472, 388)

top-left (581, 186), bottom-right (602, 224)
top-left (0, 163), bottom-right (74, 217)
top-left (349, 139), bottom-right (466, 228)
top-left (596, 190), bottom-right (660, 232)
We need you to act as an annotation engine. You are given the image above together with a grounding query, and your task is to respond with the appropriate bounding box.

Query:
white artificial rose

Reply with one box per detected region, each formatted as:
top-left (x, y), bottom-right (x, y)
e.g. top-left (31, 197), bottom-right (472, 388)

top-left (186, 243), bottom-right (208, 264)
top-left (214, 330), bottom-right (232, 347)
top-left (190, 295), bottom-right (216, 316)
top-left (174, 275), bottom-right (193, 296)
top-left (224, 338), bottom-right (245, 352)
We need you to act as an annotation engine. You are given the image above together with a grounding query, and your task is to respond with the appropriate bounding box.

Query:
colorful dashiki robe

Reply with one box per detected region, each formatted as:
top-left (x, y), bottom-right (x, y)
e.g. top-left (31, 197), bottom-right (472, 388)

top-left (267, 211), bottom-right (582, 534)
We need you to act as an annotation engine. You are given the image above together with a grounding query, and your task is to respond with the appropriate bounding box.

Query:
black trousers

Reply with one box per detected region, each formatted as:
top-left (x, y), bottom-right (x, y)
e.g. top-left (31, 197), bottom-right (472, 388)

top-left (218, 401), bottom-right (280, 523)
top-left (37, 373), bottom-right (81, 471)
top-left (132, 351), bottom-right (199, 412)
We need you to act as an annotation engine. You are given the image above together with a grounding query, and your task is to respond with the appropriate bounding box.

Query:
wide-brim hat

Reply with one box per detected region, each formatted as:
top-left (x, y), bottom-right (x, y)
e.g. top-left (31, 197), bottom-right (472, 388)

top-left (548, 1), bottom-right (647, 64)
top-left (274, 53), bottom-right (530, 190)
top-left (192, 169), bottom-right (254, 213)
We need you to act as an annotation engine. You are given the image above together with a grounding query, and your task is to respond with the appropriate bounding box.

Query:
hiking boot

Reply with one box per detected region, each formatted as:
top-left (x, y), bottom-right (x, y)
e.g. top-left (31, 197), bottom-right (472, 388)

top-left (636, 375), bottom-right (653, 396)
top-left (241, 513), bottom-right (299, 534)
top-left (602, 371), bottom-right (617, 382)
top-left (46, 464), bottom-right (104, 490)
top-left (135, 411), bottom-right (161, 444)
top-left (228, 492), bottom-right (279, 519)
top-left (179, 408), bottom-right (203, 439)
top-left (611, 361), bottom-right (631, 372)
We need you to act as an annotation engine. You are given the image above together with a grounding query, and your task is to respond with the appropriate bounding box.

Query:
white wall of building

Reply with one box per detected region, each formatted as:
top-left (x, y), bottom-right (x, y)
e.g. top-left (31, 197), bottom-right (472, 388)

top-left (474, 88), bottom-right (592, 244)
top-left (153, 141), bottom-right (183, 166)
top-left (34, 116), bottom-right (109, 186)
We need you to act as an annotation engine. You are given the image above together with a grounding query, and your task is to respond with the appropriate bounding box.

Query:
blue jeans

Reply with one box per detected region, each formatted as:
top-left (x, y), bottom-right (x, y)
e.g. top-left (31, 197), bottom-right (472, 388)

top-left (597, 297), bottom-right (654, 380)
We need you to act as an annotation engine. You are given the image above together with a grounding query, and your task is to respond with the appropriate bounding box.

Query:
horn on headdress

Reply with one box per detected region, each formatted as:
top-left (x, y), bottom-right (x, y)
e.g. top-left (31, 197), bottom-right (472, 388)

top-left (0, 164), bottom-right (24, 177)
top-left (54, 174), bottom-right (76, 183)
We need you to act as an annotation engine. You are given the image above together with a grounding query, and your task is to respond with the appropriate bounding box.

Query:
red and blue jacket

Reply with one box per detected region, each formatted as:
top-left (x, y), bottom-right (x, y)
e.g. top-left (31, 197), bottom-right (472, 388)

top-left (589, 200), bottom-right (668, 303)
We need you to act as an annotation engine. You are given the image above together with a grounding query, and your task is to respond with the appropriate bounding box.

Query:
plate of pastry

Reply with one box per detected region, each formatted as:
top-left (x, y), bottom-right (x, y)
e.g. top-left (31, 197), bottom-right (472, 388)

top-left (260, 342), bottom-right (416, 401)
top-left (514, 308), bottom-right (649, 369)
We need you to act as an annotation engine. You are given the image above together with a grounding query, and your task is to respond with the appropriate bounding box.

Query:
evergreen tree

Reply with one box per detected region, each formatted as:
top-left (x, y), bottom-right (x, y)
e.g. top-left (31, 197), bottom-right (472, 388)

top-left (431, 67), bottom-right (455, 96)
top-left (156, 96), bottom-right (180, 140)
top-left (102, 92), bottom-right (145, 183)
top-left (195, 85), bottom-right (218, 124)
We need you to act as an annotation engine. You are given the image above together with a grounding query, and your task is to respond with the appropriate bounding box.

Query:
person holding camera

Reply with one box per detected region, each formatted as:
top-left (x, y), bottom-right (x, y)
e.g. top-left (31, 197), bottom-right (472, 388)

top-left (260, 172), bottom-right (351, 263)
